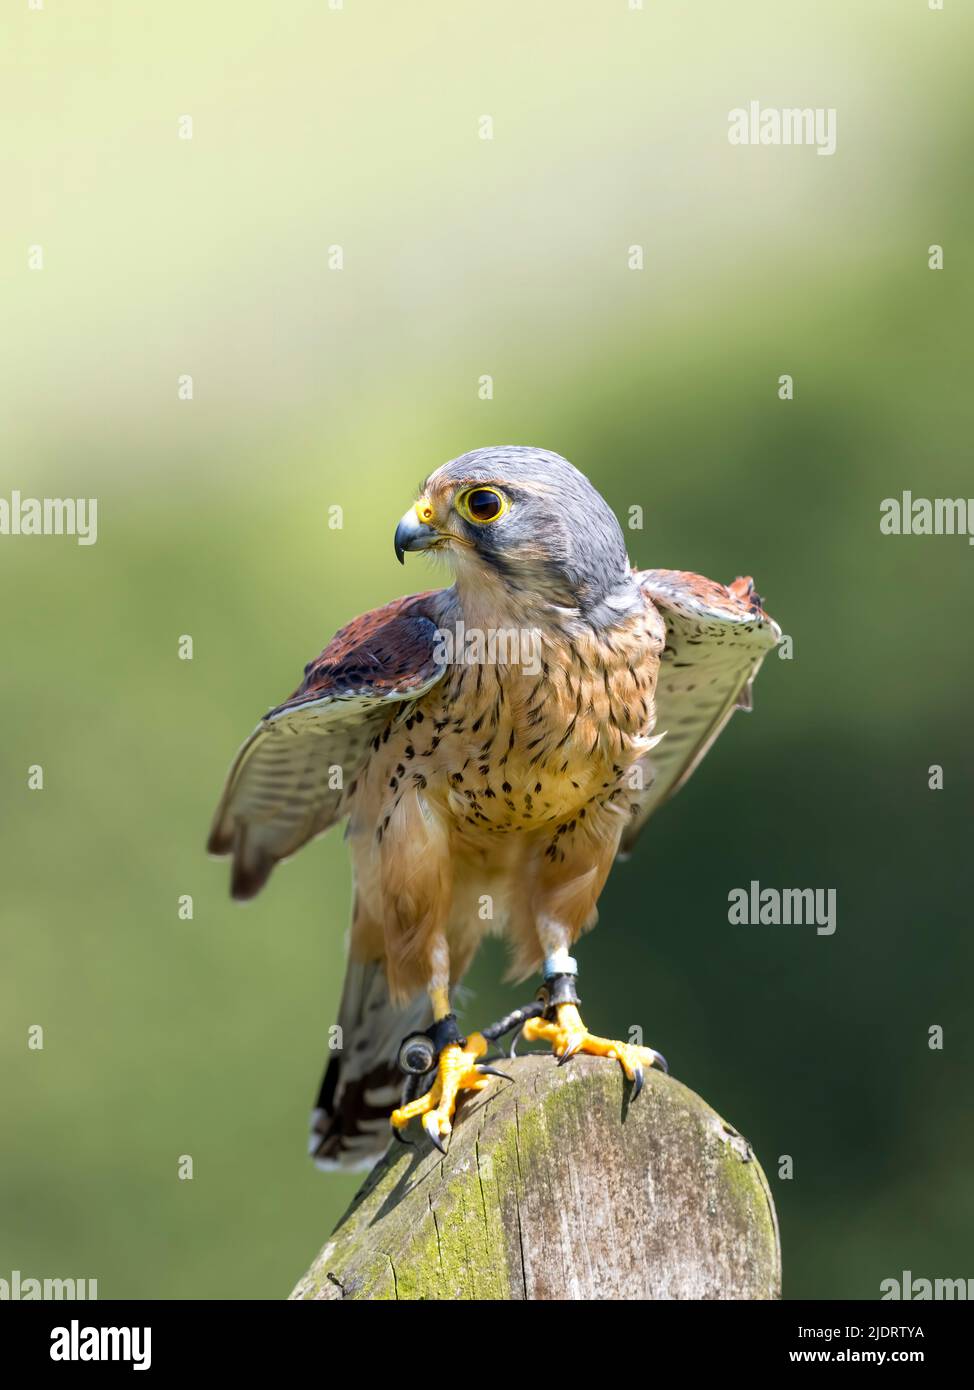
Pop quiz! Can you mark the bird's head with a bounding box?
[394,446,636,618]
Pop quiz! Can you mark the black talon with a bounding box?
[508,1027,523,1059]
[476,1063,512,1081]
[557,1038,583,1066]
[423,1115,448,1154]
[630,1063,645,1100]
[392,1125,413,1147]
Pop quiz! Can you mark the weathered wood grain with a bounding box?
[290,1054,781,1301]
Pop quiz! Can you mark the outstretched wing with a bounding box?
[619,570,781,858]
[207,592,446,899]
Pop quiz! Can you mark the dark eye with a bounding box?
[460,487,507,524]
[467,489,502,520]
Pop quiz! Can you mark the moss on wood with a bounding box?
[290,1054,780,1301]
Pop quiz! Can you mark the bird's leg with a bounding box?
[520,949,668,1098]
[389,985,496,1153]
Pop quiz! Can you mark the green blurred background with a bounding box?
[2,1,972,1299]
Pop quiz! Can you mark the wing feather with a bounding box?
[207,592,446,899]
[619,570,780,857]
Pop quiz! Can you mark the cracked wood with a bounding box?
[290,1055,781,1301]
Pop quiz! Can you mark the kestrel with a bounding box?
[208,447,780,1166]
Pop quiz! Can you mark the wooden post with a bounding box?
[290,1054,781,1300]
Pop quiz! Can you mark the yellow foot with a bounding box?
[390,1033,502,1153]
[521,1004,668,1098]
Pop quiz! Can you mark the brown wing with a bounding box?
[207,592,446,899]
[619,570,781,858]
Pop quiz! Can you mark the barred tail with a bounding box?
[309,958,431,1171]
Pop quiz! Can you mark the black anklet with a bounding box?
[539,972,581,1016]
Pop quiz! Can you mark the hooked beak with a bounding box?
[394,505,440,564]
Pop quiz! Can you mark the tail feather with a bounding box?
[309,958,431,1171]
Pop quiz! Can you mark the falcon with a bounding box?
[208,447,780,1166]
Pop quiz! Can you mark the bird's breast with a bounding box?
[376,606,664,839]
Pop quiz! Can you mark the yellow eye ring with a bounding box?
[456,486,509,525]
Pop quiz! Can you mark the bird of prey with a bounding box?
[208,447,780,1167]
